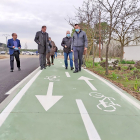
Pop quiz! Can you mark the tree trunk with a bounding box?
[120,45,124,61]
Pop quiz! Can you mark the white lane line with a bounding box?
[5,67,40,95]
[60,62,62,63]
[65,72,70,77]
[0,70,42,127]
[76,99,101,140]
[62,65,65,67]
[84,69,140,110]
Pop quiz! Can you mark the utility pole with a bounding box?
[3,34,10,52]
[99,9,101,59]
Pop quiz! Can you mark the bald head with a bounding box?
[66,31,71,38]
[12,33,17,40]
[66,31,70,34]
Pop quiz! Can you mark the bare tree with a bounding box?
[112,0,140,60]
[97,0,129,75]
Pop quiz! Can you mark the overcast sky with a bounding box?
[0,0,84,49]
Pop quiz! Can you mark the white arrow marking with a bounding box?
[36,82,63,111]
[78,76,97,91]
[76,99,101,140]
[65,72,70,77]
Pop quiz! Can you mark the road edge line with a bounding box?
[84,68,140,110]
[5,67,40,95]
[0,70,42,127]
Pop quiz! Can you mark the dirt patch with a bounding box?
[88,68,140,101]
[0,55,8,59]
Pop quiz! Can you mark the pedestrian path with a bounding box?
[0,59,140,140]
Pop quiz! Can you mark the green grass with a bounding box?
[86,59,140,93]
[119,60,135,64]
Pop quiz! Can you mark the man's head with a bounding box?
[12,33,17,40]
[74,24,81,33]
[74,24,80,29]
[42,26,47,33]
[66,31,71,37]
[49,37,51,41]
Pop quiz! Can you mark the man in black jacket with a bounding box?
[61,31,74,70]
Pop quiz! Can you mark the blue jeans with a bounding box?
[54,52,57,58]
[64,52,73,68]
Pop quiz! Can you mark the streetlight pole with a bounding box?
[2,34,10,52]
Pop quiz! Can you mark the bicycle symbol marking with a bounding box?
[44,76,60,81]
[89,92,121,112]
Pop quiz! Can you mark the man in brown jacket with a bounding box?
[47,37,56,65]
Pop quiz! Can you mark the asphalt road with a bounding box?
[0,57,39,103]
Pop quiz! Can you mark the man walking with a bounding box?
[72,24,88,73]
[7,33,21,72]
[61,31,74,70]
[46,39,52,67]
[49,37,56,65]
[34,26,49,70]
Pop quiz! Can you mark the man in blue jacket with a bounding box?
[7,33,21,72]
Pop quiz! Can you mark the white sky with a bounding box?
[0,0,84,49]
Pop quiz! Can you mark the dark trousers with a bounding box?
[73,46,84,71]
[39,52,46,68]
[51,55,54,64]
[10,51,20,70]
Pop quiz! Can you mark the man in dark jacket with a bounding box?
[7,33,21,72]
[72,24,88,73]
[34,25,49,70]
[61,31,74,70]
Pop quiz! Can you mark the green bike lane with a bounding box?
[0,58,140,140]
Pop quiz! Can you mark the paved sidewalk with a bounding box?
[0,59,140,140]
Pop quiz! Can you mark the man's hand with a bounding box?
[13,46,15,48]
[18,47,20,49]
[71,50,73,52]
[84,47,87,51]
[65,45,67,48]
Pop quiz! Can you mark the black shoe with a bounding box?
[44,67,46,69]
[40,67,43,70]
[10,69,13,72]
[18,68,21,71]
[65,67,67,69]
[73,70,78,73]
[79,69,81,72]
[71,67,74,70]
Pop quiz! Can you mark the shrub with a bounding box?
[133,69,140,79]
[119,60,135,64]
[112,72,118,79]
[134,61,140,69]
[100,61,106,68]
[127,65,134,70]
[121,66,128,71]
[112,60,119,69]
[94,62,99,67]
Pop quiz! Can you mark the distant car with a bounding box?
[0,51,6,54]
[25,52,30,55]
[22,51,26,55]
[7,52,10,55]
[29,52,35,55]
